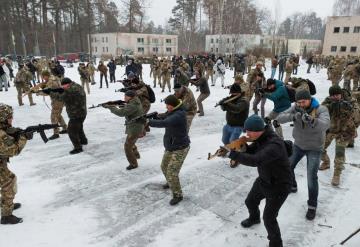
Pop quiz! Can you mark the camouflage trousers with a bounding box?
[331,76,341,86]
[124,134,140,167]
[344,78,359,91]
[81,77,90,94]
[253,94,267,119]
[284,72,292,84]
[153,71,162,87]
[321,133,349,176]
[51,100,67,135]
[161,75,171,91]
[186,114,195,133]
[15,83,34,106]
[0,160,17,217]
[161,146,190,197]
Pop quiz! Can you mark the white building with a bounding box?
[287,39,322,55]
[89,32,178,57]
[322,16,360,56]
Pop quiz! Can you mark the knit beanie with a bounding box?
[295,89,311,101]
[244,114,265,132]
[329,85,342,96]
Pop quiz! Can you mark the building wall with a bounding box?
[288,39,322,55]
[322,16,360,56]
[89,33,178,57]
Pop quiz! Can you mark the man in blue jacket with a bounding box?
[107,59,117,83]
[149,95,190,205]
[261,79,291,138]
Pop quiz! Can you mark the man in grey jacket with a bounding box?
[276,90,330,221]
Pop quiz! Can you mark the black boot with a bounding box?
[81,139,88,145]
[162,183,170,189]
[13,203,21,210]
[1,215,23,224]
[169,196,183,205]
[306,208,316,220]
[49,134,60,140]
[126,164,138,170]
[59,129,68,134]
[241,217,261,228]
[347,143,354,148]
[69,148,83,155]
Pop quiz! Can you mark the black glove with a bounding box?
[120,88,128,93]
[273,120,280,128]
[264,117,271,125]
[52,88,65,93]
[24,132,33,140]
[302,113,314,124]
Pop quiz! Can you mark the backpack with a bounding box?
[306,79,317,95]
[285,86,296,103]
[146,85,156,103]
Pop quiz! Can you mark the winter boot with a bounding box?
[1,215,23,224]
[126,164,138,170]
[347,142,354,148]
[319,162,330,171]
[241,217,261,228]
[59,129,68,134]
[162,183,170,189]
[306,208,316,220]
[331,175,340,186]
[49,134,60,140]
[169,195,183,206]
[69,148,83,155]
[13,203,21,210]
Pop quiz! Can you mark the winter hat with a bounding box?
[230,84,242,94]
[266,78,276,86]
[61,77,72,85]
[295,89,311,101]
[234,74,244,82]
[329,85,342,96]
[125,90,136,97]
[164,95,180,107]
[244,114,265,132]
[173,83,182,91]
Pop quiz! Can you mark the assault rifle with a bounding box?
[89,100,126,109]
[125,112,159,125]
[6,124,60,143]
[23,87,64,97]
[214,94,241,107]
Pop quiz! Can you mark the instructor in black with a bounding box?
[219,114,292,247]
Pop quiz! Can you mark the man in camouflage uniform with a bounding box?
[284,58,294,84]
[78,63,90,94]
[288,77,310,92]
[0,104,31,224]
[14,64,36,106]
[152,58,162,88]
[161,59,172,93]
[232,74,251,103]
[39,70,68,140]
[87,62,96,85]
[130,76,151,114]
[350,59,360,91]
[205,58,214,84]
[247,62,266,117]
[174,68,190,87]
[174,84,197,133]
[103,90,145,170]
[328,58,343,86]
[320,86,360,186]
[44,78,87,154]
[149,95,190,205]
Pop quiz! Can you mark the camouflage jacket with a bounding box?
[289,78,310,92]
[87,64,96,74]
[285,61,293,73]
[15,68,32,85]
[108,97,144,136]
[51,82,87,119]
[246,68,263,85]
[177,87,197,116]
[0,124,27,162]
[240,82,252,102]
[78,66,89,79]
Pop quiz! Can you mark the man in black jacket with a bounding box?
[219,114,292,247]
[149,95,190,205]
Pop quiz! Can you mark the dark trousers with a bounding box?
[100,74,108,88]
[68,117,87,149]
[110,72,116,83]
[245,178,288,247]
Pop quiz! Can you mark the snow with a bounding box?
[0,60,359,247]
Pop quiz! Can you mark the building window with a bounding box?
[166,39,171,44]
[331,46,337,52]
[95,47,97,52]
[350,46,357,53]
[211,48,214,52]
[102,37,104,42]
[354,26,360,33]
[232,38,236,43]
[152,38,158,43]
[340,46,346,52]
[138,47,144,53]
[334,27,340,33]
[166,47,172,52]
[216,47,218,52]
[106,47,108,52]
[227,38,230,44]
[211,38,214,44]
[102,47,105,52]
[152,47,159,53]
[137,38,144,43]
[343,27,350,33]
[216,39,219,43]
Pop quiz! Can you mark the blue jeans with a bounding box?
[278,70,284,81]
[222,124,242,145]
[271,68,276,79]
[290,144,321,208]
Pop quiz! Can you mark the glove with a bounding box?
[24,132,33,140]
[217,146,230,157]
[302,113,314,124]
[264,117,271,125]
[52,88,65,93]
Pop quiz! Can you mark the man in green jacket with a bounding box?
[103,90,145,170]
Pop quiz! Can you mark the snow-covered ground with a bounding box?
[0,60,359,247]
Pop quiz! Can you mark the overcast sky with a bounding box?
[144,0,335,26]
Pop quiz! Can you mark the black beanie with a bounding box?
[164,95,180,107]
[266,78,276,86]
[125,90,136,97]
[295,90,311,101]
[61,77,72,85]
[230,84,242,94]
[329,85,342,96]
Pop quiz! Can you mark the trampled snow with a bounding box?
[0,60,359,247]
